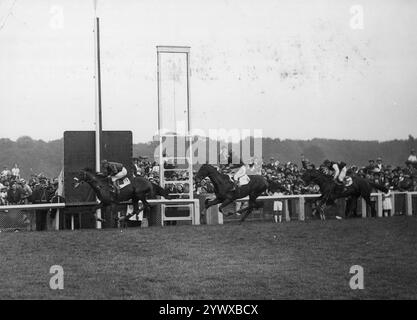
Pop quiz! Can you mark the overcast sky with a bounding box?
[1,0,416,143]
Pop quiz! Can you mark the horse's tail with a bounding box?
[151,183,172,199]
[369,181,389,194]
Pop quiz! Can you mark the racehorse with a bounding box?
[73,168,171,227]
[194,164,269,222]
[301,169,388,219]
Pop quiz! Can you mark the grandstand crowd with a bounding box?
[0,164,59,205]
[133,149,417,196]
[1,149,416,205]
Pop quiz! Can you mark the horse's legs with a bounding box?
[240,194,259,222]
[204,197,222,210]
[141,198,151,222]
[93,203,106,223]
[318,200,326,220]
[218,198,234,215]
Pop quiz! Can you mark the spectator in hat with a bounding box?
[366,160,376,174]
[1,166,11,179]
[19,179,32,204]
[0,187,8,205]
[132,158,141,176]
[7,181,23,204]
[375,157,384,173]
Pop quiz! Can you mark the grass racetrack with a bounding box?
[1,216,416,299]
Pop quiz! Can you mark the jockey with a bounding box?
[232,159,252,190]
[101,160,127,194]
[322,159,347,185]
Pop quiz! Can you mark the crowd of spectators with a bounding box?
[132,156,191,197]
[133,149,417,196]
[0,164,59,205]
[2,149,416,205]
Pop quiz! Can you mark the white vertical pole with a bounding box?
[285,200,290,221]
[377,194,383,218]
[93,1,102,229]
[406,193,413,216]
[298,197,305,221]
[361,198,367,218]
[217,205,223,224]
[55,209,60,230]
[71,214,75,231]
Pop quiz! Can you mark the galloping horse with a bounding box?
[194,164,269,222]
[301,169,388,219]
[73,169,171,226]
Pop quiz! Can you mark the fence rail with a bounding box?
[1,192,416,230]
[0,198,200,231]
[207,191,417,224]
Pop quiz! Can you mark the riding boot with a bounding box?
[231,180,239,192]
[111,180,119,197]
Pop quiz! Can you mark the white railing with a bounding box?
[0,198,200,230]
[208,191,417,224]
[1,192,416,229]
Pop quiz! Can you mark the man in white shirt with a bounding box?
[407,149,417,163]
[11,163,20,179]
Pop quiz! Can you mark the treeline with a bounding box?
[1,135,416,179]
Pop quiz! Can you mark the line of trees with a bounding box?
[1,135,416,180]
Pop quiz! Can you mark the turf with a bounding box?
[0,216,416,299]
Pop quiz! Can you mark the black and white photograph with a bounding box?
[1,0,416,304]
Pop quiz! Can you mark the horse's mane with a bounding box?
[219,171,232,180]
[82,167,94,172]
[305,169,333,182]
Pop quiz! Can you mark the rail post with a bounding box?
[377,194,383,218]
[361,198,367,218]
[298,197,305,221]
[406,193,413,216]
[54,209,60,230]
[284,199,290,222]
[193,199,200,225]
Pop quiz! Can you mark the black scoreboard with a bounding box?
[64,131,133,204]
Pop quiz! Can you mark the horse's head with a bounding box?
[301,169,319,185]
[195,164,214,184]
[73,168,97,189]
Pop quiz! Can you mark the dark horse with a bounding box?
[301,169,388,219]
[194,164,269,222]
[73,169,171,226]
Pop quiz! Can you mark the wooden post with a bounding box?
[193,200,200,225]
[377,194,383,218]
[284,199,290,222]
[71,214,75,231]
[217,204,223,224]
[406,193,413,216]
[54,209,60,230]
[298,197,305,221]
[361,198,367,218]
[391,192,396,216]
